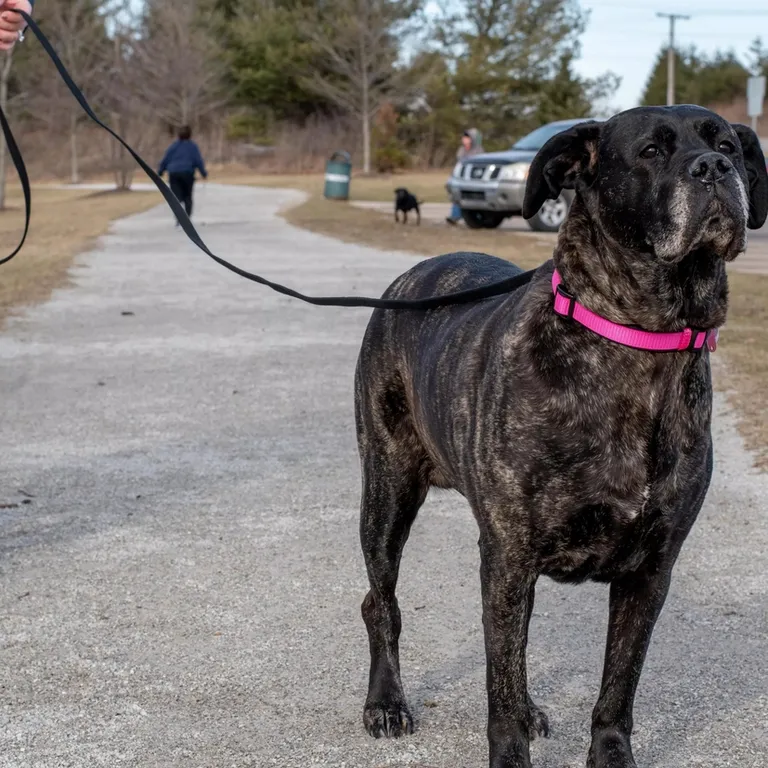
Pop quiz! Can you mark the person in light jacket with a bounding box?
[158,126,208,220]
[446,128,484,226]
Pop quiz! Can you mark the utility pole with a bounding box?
[656,12,690,106]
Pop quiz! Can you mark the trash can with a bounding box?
[324,151,352,200]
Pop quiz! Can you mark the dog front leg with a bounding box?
[479,531,537,768]
[588,565,674,768]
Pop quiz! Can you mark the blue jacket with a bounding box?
[158,140,207,178]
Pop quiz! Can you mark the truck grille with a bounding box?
[469,165,486,180]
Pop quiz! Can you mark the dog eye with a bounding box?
[718,140,735,154]
[639,145,660,159]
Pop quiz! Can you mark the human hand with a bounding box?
[0,0,32,52]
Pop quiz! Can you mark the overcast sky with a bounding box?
[576,0,768,111]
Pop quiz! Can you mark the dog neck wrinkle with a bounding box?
[554,209,727,332]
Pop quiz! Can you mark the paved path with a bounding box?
[353,200,768,274]
[1,185,766,768]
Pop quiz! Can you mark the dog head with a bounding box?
[394,187,409,201]
[523,106,768,264]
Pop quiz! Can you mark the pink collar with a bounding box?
[552,270,719,353]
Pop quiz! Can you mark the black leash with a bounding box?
[0,65,30,267]
[0,9,538,309]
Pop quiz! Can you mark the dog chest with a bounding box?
[477,350,714,583]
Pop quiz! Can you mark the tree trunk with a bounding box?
[362,109,371,175]
[115,112,134,191]
[426,114,436,169]
[110,112,120,189]
[358,3,371,175]
[0,50,14,211]
[216,121,224,164]
[70,112,80,185]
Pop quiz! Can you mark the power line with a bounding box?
[657,12,691,106]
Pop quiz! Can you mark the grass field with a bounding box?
[214,167,452,204]
[283,194,550,267]
[716,272,768,466]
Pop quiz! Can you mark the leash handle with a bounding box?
[0,9,537,309]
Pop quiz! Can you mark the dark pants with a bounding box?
[169,171,195,217]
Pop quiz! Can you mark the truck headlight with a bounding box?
[452,162,463,178]
[498,163,530,182]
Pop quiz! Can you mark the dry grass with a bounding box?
[283,194,551,268]
[716,272,768,467]
[0,185,159,326]
[214,167,452,204]
[77,163,454,203]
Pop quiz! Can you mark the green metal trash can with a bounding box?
[324,151,352,200]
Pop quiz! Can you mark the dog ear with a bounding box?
[732,123,768,230]
[522,121,602,220]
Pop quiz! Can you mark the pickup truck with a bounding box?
[446,118,600,232]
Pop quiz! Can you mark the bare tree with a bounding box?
[0,49,14,210]
[102,27,165,190]
[131,0,226,128]
[301,0,423,174]
[21,0,121,184]
[95,0,225,189]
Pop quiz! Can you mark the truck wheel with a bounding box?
[526,192,571,232]
[461,210,505,229]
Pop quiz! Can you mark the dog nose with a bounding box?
[688,152,733,183]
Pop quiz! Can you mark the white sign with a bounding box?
[747,75,766,118]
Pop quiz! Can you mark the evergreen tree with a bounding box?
[435,0,618,147]
[641,45,749,108]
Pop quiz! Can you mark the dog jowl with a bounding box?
[354,106,768,768]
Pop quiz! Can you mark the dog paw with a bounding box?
[587,728,637,768]
[363,699,414,738]
[528,699,550,740]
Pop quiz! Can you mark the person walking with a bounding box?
[158,126,208,220]
[446,128,484,226]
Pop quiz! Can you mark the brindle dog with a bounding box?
[353,105,768,768]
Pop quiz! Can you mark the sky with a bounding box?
[575,0,768,111]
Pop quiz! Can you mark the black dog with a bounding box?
[394,187,421,225]
[354,106,768,768]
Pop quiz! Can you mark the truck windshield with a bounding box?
[512,122,580,151]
